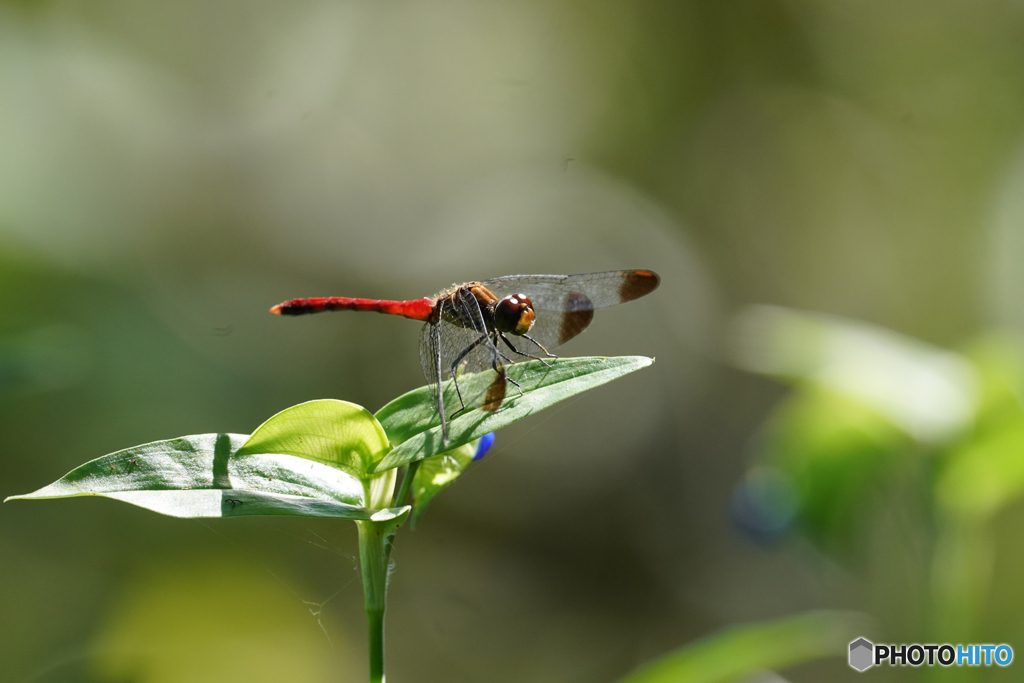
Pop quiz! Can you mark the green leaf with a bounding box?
[731,305,976,444]
[238,399,392,480]
[616,610,867,683]
[5,432,407,520]
[374,356,653,472]
[757,387,908,555]
[409,439,479,527]
[936,424,1024,518]
[962,335,1024,436]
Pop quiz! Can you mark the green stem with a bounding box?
[366,608,385,683]
[393,460,420,509]
[358,520,393,683]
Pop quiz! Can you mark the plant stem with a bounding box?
[394,460,420,508]
[358,519,393,683]
[366,608,385,683]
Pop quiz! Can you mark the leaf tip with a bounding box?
[369,505,411,522]
[3,492,38,503]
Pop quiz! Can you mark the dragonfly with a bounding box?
[271,269,660,444]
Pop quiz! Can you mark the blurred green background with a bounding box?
[4,0,1024,681]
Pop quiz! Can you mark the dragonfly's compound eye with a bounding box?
[493,293,535,335]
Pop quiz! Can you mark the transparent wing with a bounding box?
[418,320,444,430]
[481,270,658,310]
[418,298,508,440]
[480,270,659,349]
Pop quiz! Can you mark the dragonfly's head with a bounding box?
[493,293,535,335]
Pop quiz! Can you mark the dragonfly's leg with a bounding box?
[493,338,516,365]
[522,333,558,358]
[449,376,469,420]
[450,334,488,371]
[449,333,489,420]
[499,332,553,367]
[503,370,523,398]
[490,333,523,397]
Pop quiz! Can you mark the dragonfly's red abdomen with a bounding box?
[270,297,435,321]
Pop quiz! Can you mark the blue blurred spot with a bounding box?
[473,432,495,461]
[730,467,798,544]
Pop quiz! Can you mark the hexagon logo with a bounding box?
[849,637,874,672]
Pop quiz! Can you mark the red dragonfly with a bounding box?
[271,270,660,443]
